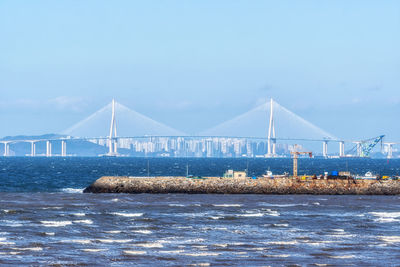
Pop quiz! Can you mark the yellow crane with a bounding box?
[290,147,312,178]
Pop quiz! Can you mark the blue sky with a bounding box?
[0,0,399,140]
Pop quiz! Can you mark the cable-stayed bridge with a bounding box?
[0,99,394,158]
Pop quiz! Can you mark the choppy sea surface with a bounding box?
[0,157,399,266]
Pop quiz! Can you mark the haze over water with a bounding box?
[0,158,400,265]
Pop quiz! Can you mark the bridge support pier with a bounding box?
[30,141,36,157]
[339,141,345,157]
[61,140,67,157]
[3,142,10,157]
[46,141,52,157]
[322,141,328,158]
[386,143,394,159]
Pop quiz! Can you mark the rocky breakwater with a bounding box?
[83,176,400,195]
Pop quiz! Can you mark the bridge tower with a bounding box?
[107,99,118,156]
[267,98,276,157]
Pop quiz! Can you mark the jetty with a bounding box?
[84,176,400,195]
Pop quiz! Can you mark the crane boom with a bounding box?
[360,135,384,157]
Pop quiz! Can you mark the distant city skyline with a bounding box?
[0,1,399,141]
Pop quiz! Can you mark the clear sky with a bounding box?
[0,0,399,140]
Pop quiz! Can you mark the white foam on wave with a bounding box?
[180,238,205,244]
[63,239,92,244]
[238,213,264,217]
[97,239,132,243]
[328,255,355,259]
[213,204,242,207]
[370,212,400,223]
[60,188,84,194]
[73,219,93,225]
[104,230,121,234]
[111,212,143,217]
[159,250,185,254]
[175,226,193,229]
[123,250,147,255]
[189,263,210,267]
[12,247,43,251]
[132,230,152,234]
[264,254,290,258]
[192,245,208,249]
[41,221,72,227]
[169,204,185,207]
[264,241,298,245]
[213,243,228,248]
[0,251,20,255]
[0,241,15,245]
[1,220,23,227]
[272,223,289,227]
[72,213,86,217]
[259,203,306,207]
[184,252,220,257]
[303,240,340,246]
[81,248,107,252]
[134,242,164,248]
[379,236,400,243]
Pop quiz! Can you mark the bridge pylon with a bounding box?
[266,98,277,157]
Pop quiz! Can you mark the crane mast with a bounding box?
[290,146,312,178]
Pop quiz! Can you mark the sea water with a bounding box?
[0,157,399,266]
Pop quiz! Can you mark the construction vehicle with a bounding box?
[290,146,312,178]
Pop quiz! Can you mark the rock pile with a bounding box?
[83,176,400,195]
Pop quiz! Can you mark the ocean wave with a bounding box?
[104,230,121,234]
[132,230,152,234]
[73,219,93,224]
[12,247,43,251]
[81,248,107,252]
[72,213,86,217]
[212,204,242,207]
[370,212,400,223]
[238,213,264,217]
[123,250,147,255]
[111,212,143,217]
[378,236,400,243]
[328,255,355,259]
[259,203,307,207]
[1,220,24,227]
[97,239,132,243]
[60,188,84,193]
[0,241,15,245]
[135,242,164,248]
[41,221,72,227]
[63,239,92,244]
[184,252,220,257]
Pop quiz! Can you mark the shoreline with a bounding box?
[84,176,400,195]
